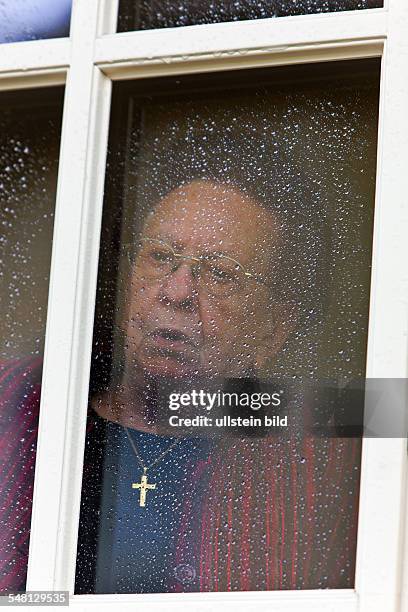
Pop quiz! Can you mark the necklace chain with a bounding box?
[125,426,184,472]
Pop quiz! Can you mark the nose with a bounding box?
[158,261,198,310]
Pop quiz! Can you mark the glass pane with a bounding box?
[118,0,383,32]
[0,0,72,43]
[0,88,63,592]
[75,60,379,594]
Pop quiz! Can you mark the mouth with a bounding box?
[148,328,198,349]
[142,328,200,371]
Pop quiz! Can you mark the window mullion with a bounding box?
[0,38,69,91]
[26,0,110,592]
[98,0,120,36]
[95,9,386,81]
[355,0,408,610]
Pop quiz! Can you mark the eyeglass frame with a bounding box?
[122,236,272,292]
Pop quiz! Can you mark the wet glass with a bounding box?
[0,0,72,43]
[0,88,64,592]
[118,0,383,32]
[75,60,380,594]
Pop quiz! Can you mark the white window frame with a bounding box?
[1,1,407,611]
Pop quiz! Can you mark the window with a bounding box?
[74,63,378,594]
[1,1,408,611]
[0,87,63,593]
[0,1,72,43]
[117,0,383,31]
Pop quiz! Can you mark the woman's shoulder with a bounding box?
[0,354,43,425]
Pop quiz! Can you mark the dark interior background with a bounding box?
[89,59,380,395]
[0,87,64,361]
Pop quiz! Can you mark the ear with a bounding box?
[254,301,298,372]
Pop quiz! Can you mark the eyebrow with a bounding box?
[146,236,236,260]
[147,235,185,250]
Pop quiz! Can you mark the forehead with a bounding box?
[143,180,280,261]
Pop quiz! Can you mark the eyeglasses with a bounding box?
[124,237,271,297]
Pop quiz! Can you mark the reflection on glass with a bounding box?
[75,62,379,594]
[0,0,72,43]
[118,0,383,32]
[0,88,63,592]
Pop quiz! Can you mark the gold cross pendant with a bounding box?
[132,468,157,507]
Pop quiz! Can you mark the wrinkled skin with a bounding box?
[123,179,289,383]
